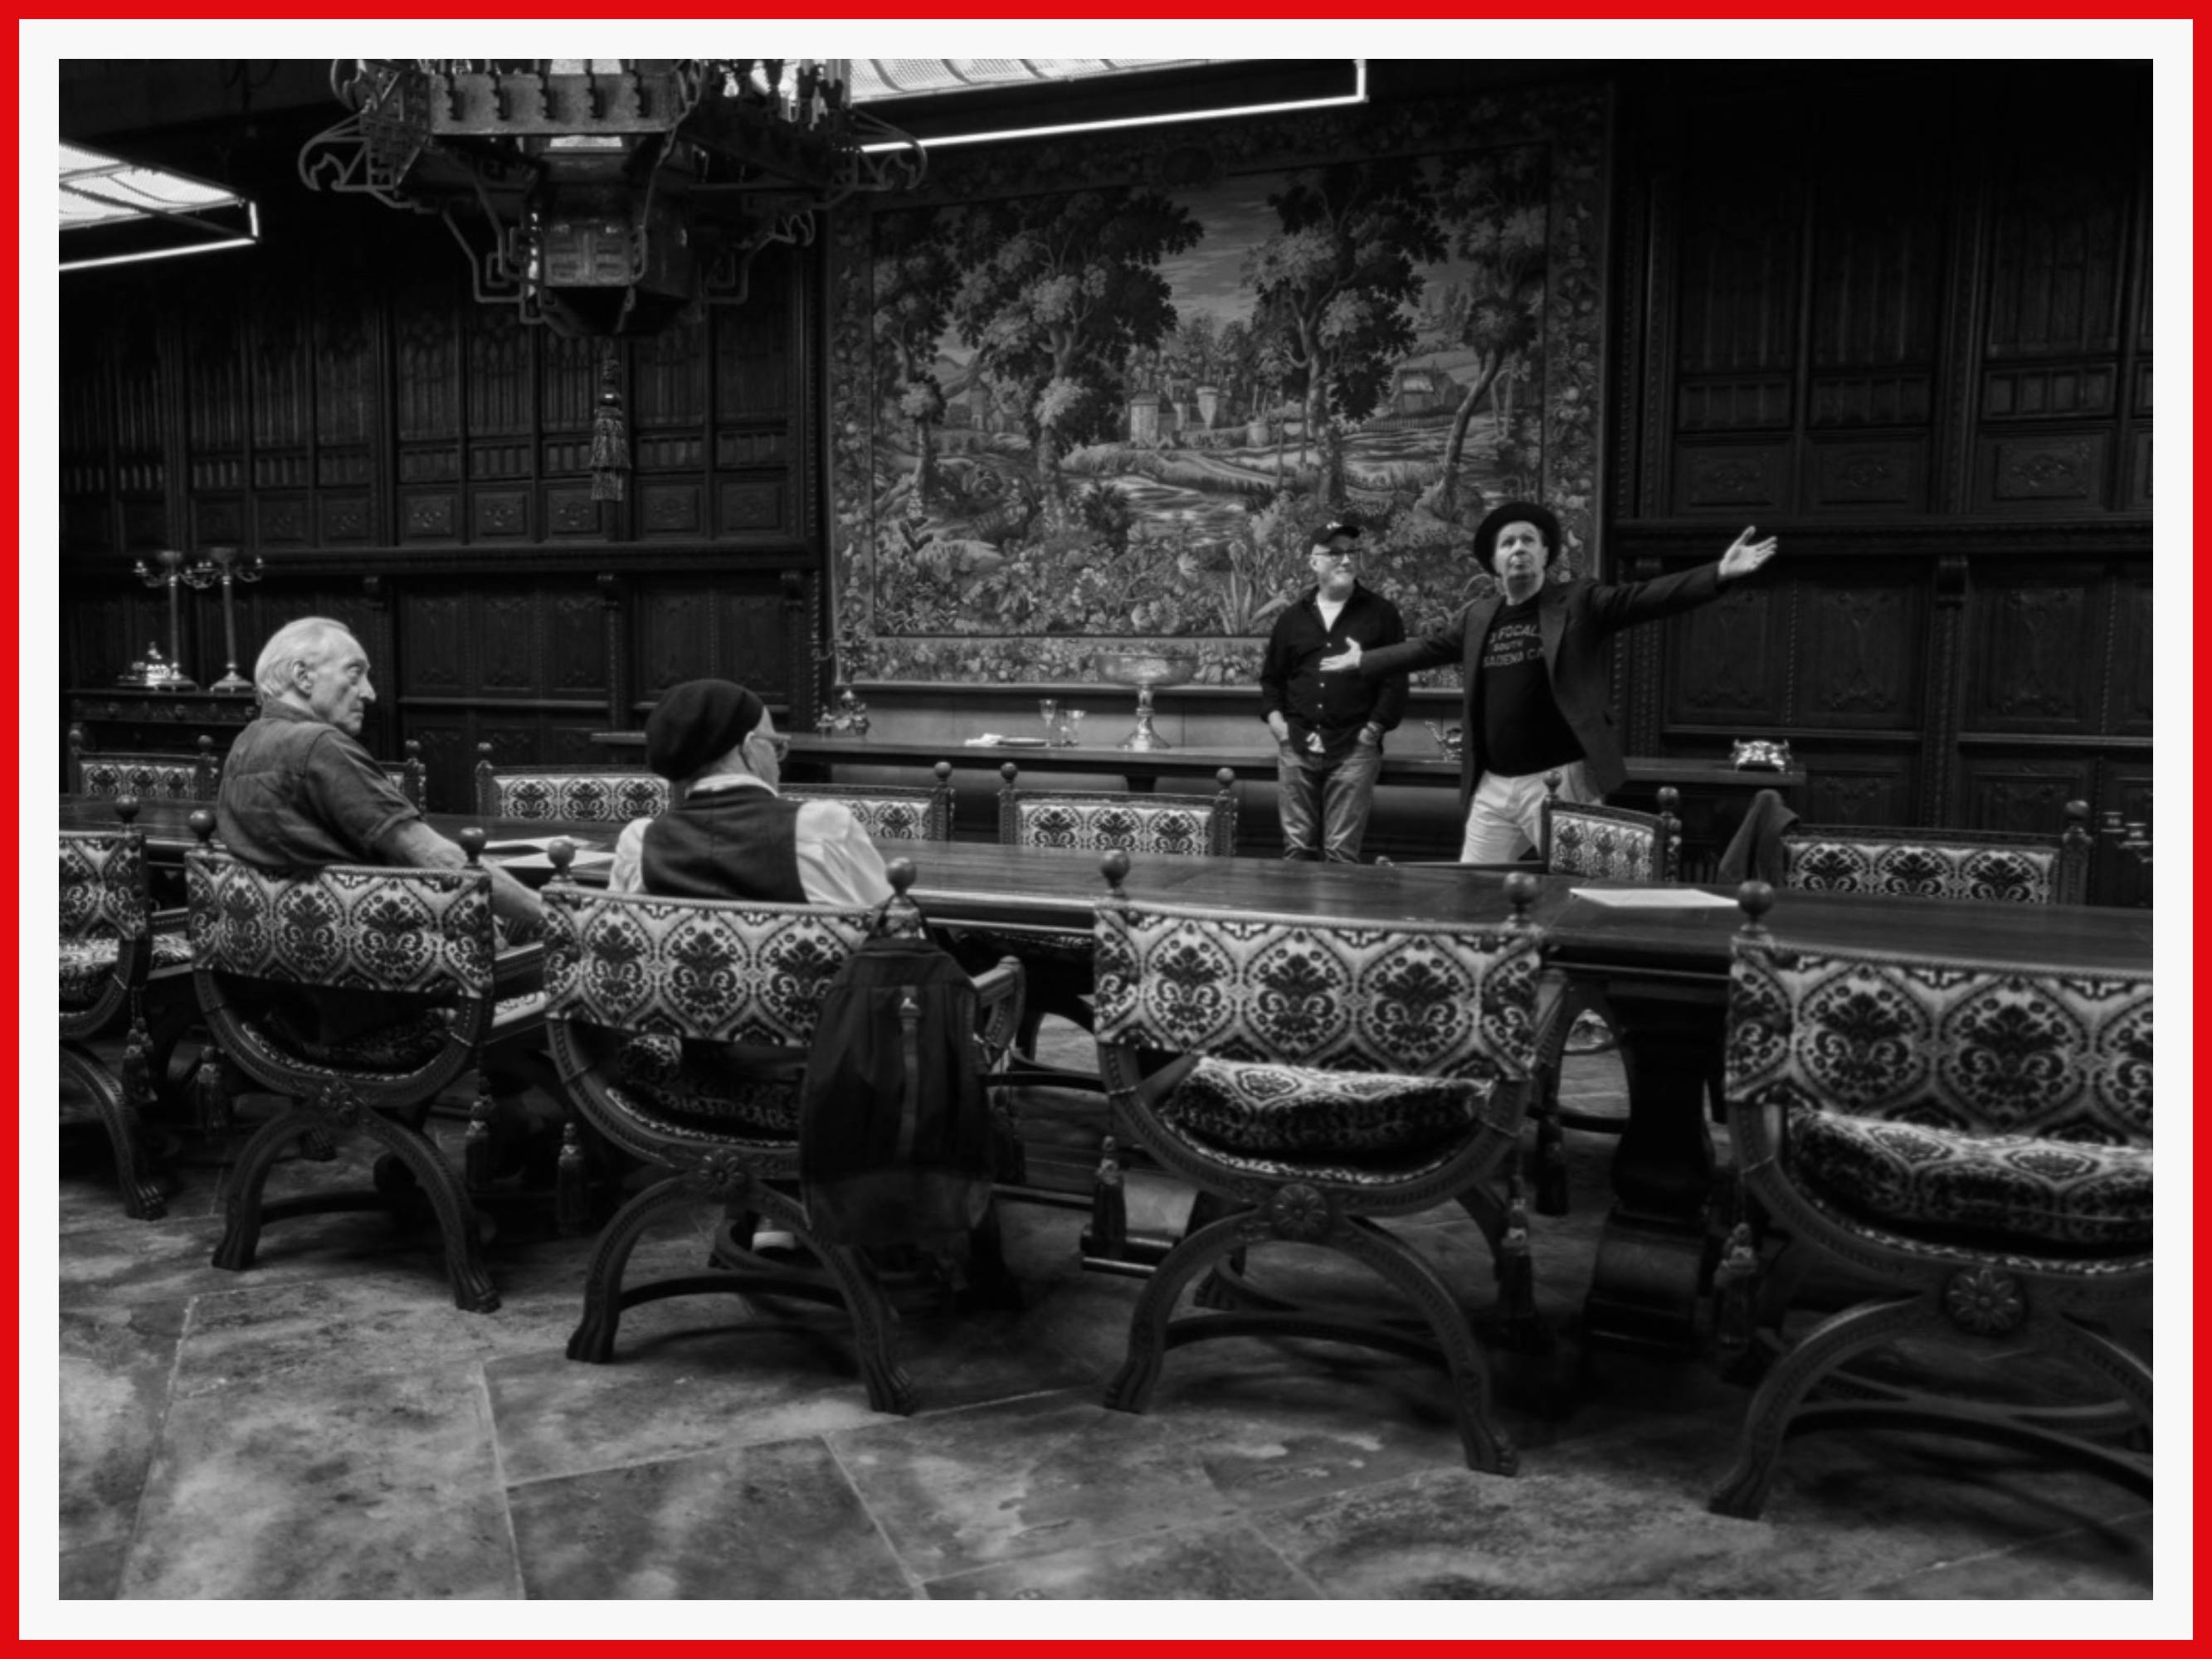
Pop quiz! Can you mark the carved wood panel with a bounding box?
[1956,757,2093,836]
[478,591,538,692]
[399,590,469,695]
[467,309,532,437]
[1795,577,1923,729]
[1961,567,2102,732]
[1664,583,1781,727]
[548,589,608,696]
[2107,572,2151,737]
[1800,754,1915,827]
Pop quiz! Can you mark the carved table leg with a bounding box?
[1581,975,1722,1357]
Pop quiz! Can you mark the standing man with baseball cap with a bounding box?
[1257,518,1409,862]
[1323,502,1777,863]
[609,678,893,907]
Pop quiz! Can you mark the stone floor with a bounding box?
[50,1028,2154,1612]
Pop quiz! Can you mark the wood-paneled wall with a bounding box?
[1606,61,2151,904]
[59,179,825,813]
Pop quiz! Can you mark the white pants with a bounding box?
[1459,761,1597,864]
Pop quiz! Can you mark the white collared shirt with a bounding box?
[608,771,894,908]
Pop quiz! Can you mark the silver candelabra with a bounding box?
[124,549,199,689]
[184,546,265,694]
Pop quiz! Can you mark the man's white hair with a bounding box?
[254,616,358,701]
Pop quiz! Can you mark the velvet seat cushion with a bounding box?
[58,932,192,1008]
[1156,1055,1499,1185]
[1787,1107,2152,1253]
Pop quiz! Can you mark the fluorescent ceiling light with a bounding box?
[61,141,259,270]
[859,59,1366,152]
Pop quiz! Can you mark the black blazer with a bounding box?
[1361,562,1727,808]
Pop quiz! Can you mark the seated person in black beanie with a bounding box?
[610,679,894,1258]
[609,678,892,907]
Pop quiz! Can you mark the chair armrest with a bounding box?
[971,957,1026,1059]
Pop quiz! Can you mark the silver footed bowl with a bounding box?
[1094,650,1199,688]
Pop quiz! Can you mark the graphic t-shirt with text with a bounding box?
[1479,596,1584,778]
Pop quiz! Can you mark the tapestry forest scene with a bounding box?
[829,90,1607,684]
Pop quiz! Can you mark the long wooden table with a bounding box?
[67,795,2151,1355]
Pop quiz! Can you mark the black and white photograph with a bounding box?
[32,26,2183,1633]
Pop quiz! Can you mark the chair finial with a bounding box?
[1544,771,1562,800]
[1101,849,1130,897]
[883,857,923,936]
[112,794,141,826]
[1502,869,1537,927]
[1000,761,1019,788]
[548,839,574,883]
[188,808,217,845]
[406,737,423,761]
[458,827,486,867]
[933,760,953,786]
[1214,766,1235,791]
[1736,879,1774,934]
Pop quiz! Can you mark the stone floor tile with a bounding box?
[831,1388,1240,1579]
[59,1542,129,1600]
[508,1437,915,1598]
[119,1362,518,1598]
[59,1301,187,1554]
[1846,1510,2152,1598]
[923,1516,1319,1599]
[1247,1414,2152,1598]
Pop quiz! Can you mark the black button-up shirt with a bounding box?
[1258,581,1409,759]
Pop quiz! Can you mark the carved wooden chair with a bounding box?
[69,726,217,801]
[382,737,428,809]
[1779,805,2092,905]
[983,760,1240,1054]
[538,855,1023,1414]
[1708,882,2151,1518]
[61,799,197,1218]
[784,760,956,842]
[1090,859,1548,1472]
[475,742,673,822]
[183,814,557,1312]
[1521,776,1682,1214]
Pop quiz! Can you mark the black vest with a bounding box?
[638,788,807,903]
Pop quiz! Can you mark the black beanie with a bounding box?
[645,679,767,781]
[1472,500,1562,572]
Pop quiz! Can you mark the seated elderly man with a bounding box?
[609,678,892,906]
[611,679,895,1258]
[218,615,554,1168]
[222,615,544,931]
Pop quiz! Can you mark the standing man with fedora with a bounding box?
[1323,503,1778,863]
[1258,518,1408,862]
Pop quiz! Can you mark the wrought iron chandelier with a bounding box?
[297,59,925,338]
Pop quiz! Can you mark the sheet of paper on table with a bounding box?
[1567,886,1740,910]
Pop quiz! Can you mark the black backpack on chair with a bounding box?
[797,896,996,1251]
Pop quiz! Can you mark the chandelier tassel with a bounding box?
[589,341,628,502]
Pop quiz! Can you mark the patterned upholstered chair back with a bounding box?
[999,764,1238,859]
[1094,900,1541,1085]
[1707,889,2153,1518]
[69,726,217,802]
[543,885,873,1048]
[786,761,955,843]
[1540,778,1678,883]
[1780,815,2090,905]
[1727,937,2151,1156]
[61,824,158,1029]
[475,744,672,822]
[186,848,497,1001]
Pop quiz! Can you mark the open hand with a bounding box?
[1319,640,1362,671]
[1718,526,1779,581]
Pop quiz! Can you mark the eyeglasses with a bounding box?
[752,730,792,759]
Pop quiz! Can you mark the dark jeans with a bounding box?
[1275,738,1383,862]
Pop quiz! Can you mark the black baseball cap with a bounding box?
[1316,519,1361,543]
